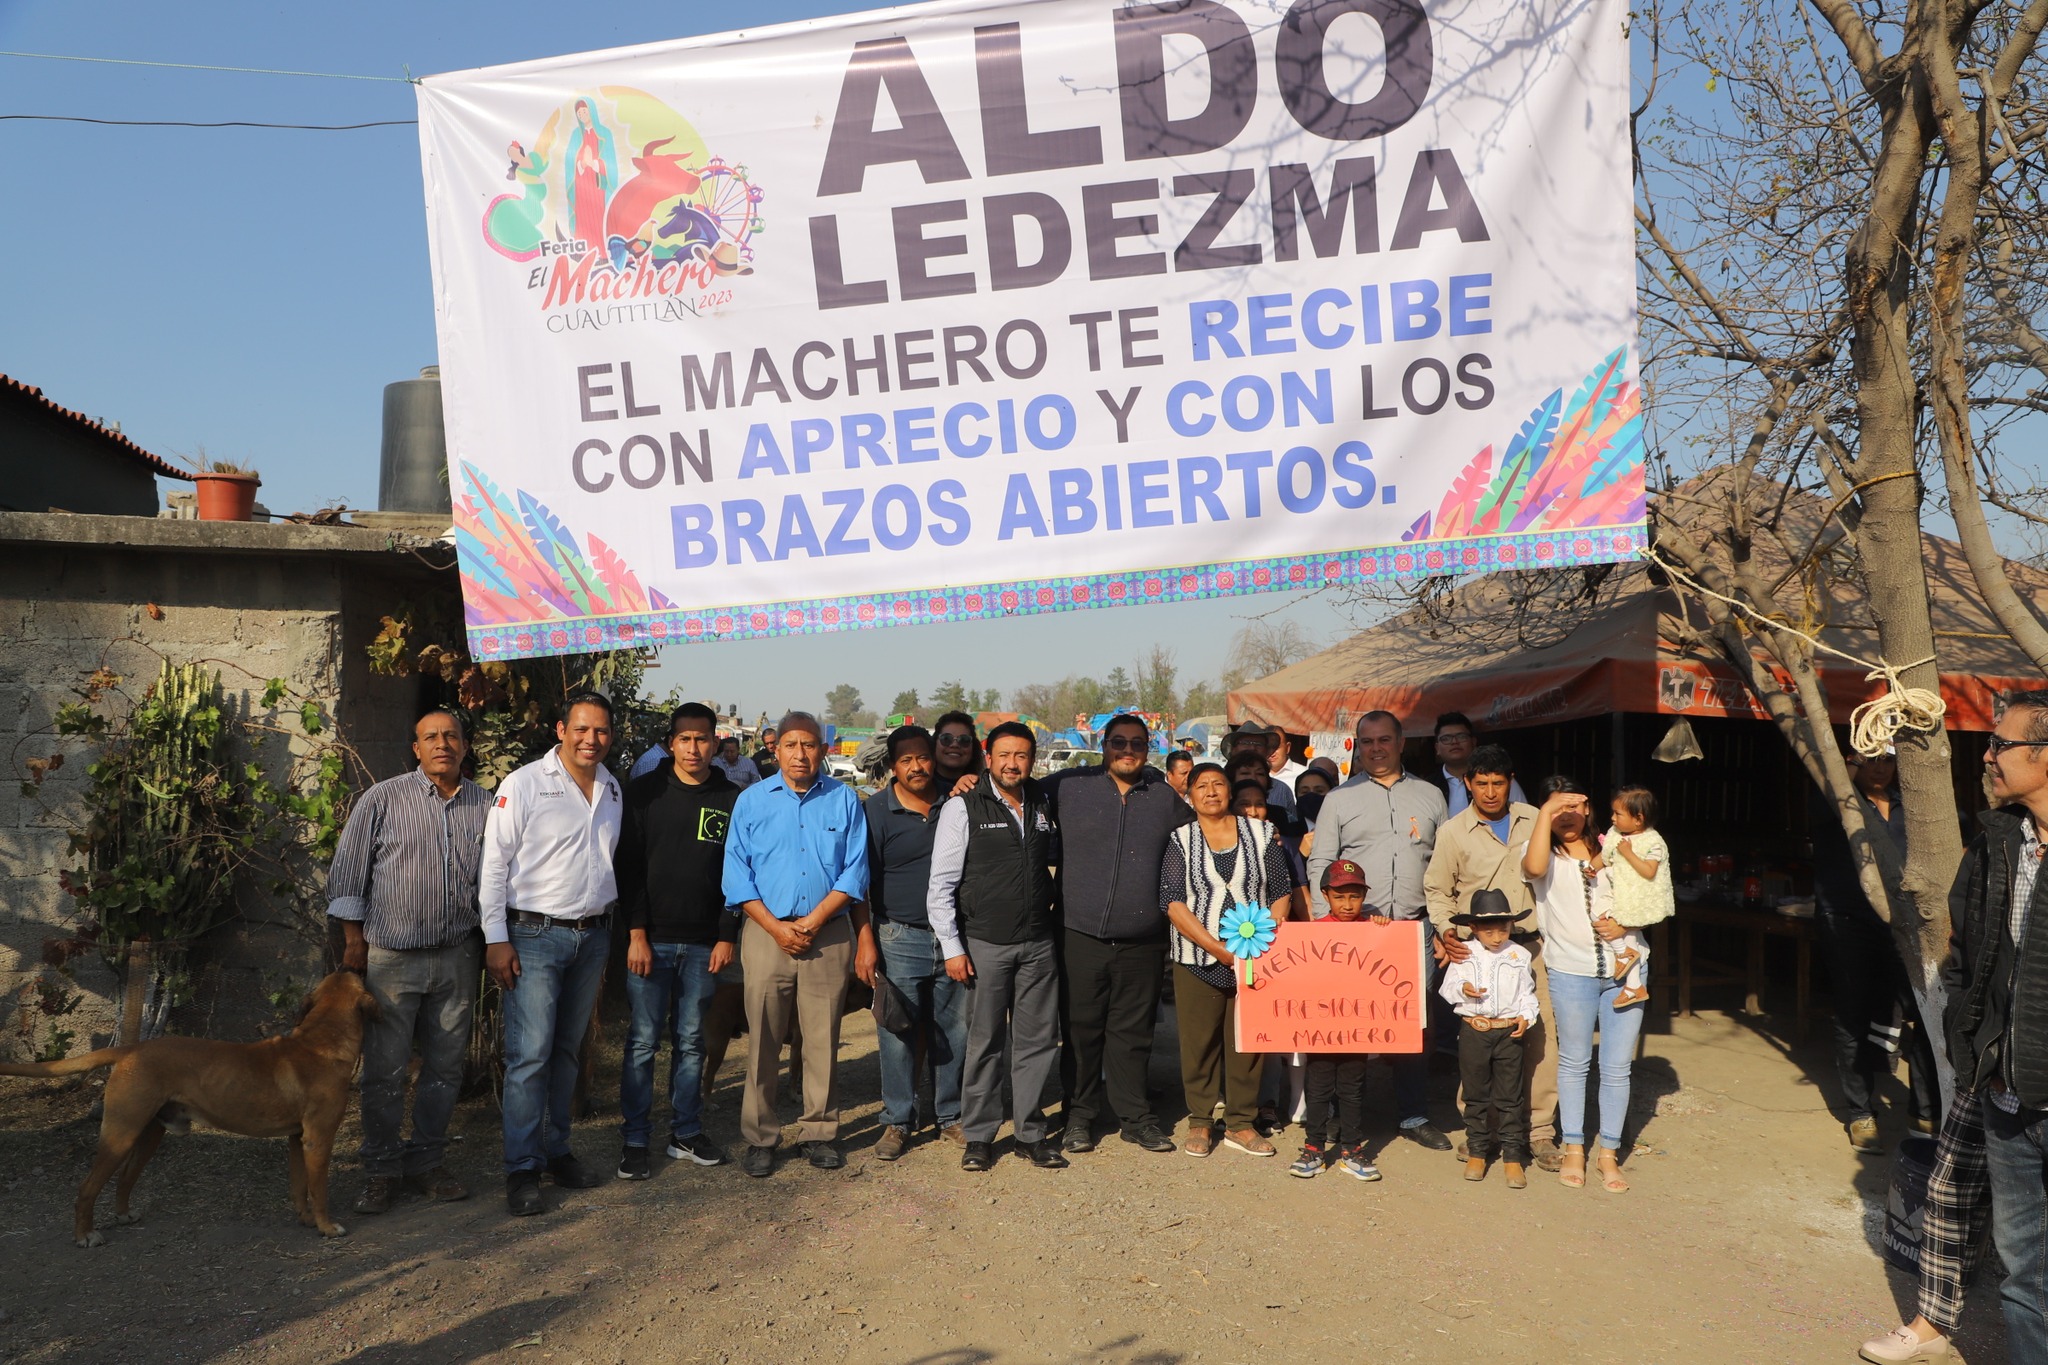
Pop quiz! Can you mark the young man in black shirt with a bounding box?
[613,701,740,1178]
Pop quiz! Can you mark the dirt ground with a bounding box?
[0,1003,2011,1365]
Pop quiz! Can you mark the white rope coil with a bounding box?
[1847,659,1947,758]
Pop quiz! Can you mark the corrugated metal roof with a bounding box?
[0,374,195,481]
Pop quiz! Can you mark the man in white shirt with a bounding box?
[481,691,624,1216]
[715,735,761,788]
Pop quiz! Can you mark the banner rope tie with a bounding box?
[1643,546,1946,756]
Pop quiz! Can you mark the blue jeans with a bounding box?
[500,919,610,1175]
[875,922,967,1131]
[619,941,717,1149]
[1548,967,1643,1150]
[1982,1095,2048,1363]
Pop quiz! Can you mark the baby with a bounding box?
[1598,785,1671,1008]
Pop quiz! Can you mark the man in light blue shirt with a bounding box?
[723,711,874,1177]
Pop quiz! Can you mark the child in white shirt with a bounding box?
[1599,785,1673,1008]
[1438,889,1540,1187]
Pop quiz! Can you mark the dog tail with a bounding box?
[0,1046,132,1077]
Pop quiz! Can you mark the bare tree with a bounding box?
[1636,0,2048,1097]
[1222,619,1318,690]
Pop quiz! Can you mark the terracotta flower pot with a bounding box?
[193,471,260,521]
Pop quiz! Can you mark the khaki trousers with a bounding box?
[739,915,852,1147]
[1453,935,1559,1145]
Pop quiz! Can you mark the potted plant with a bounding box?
[192,458,261,521]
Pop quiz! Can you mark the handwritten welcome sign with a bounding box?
[1235,921,1424,1053]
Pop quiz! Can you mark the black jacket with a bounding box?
[952,774,1057,945]
[1942,806,2048,1106]
[1042,763,1194,940]
[616,766,740,945]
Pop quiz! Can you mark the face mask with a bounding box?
[1297,791,1326,823]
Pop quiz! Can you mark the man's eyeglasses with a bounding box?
[1435,731,1473,744]
[1105,736,1149,752]
[1988,735,2048,756]
[936,733,977,747]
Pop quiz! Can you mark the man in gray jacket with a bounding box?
[1043,713,1194,1154]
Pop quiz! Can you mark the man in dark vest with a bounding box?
[927,721,1066,1172]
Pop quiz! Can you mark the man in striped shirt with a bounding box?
[326,708,491,1214]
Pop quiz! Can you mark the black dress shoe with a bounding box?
[1400,1122,1454,1152]
[1026,1139,1070,1170]
[1120,1124,1176,1153]
[740,1144,776,1178]
[547,1153,603,1189]
[506,1172,544,1216]
[961,1140,995,1171]
[1063,1128,1098,1154]
[802,1141,844,1170]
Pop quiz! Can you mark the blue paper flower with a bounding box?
[1218,902,1277,959]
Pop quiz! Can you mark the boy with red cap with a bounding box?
[1289,859,1385,1181]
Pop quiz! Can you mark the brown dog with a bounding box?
[0,969,378,1246]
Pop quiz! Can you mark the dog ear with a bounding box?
[356,980,382,1020]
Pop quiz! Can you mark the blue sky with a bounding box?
[0,0,1374,718]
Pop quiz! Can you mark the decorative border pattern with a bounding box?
[463,526,1647,660]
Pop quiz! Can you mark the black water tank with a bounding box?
[378,366,451,514]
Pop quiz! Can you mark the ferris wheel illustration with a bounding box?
[657,158,764,274]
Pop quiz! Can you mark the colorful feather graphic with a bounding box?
[1401,510,1433,542]
[1575,392,1646,499]
[518,491,611,616]
[1470,389,1560,534]
[1510,351,1628,531]
[587,534,650,612]
[456,464,580,617]
[1432,446,1493,541]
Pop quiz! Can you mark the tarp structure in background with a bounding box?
[418,0,1640,663]
[1231,484,2048,736]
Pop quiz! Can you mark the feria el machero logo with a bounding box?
[481,86,763,322]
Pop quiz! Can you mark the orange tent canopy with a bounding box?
[1231,519,2045,736]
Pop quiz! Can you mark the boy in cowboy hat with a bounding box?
[1439,889,1539,1187]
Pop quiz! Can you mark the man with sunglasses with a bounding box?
[1942,690,2048,1363]
[1043,713,1195,1154]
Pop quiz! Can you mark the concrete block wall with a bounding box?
[0,514,454,1054]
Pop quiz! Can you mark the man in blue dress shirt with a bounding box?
[723,710,875,1176]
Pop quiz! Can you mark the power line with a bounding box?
[0,49,416,83]
[0,114,415,130]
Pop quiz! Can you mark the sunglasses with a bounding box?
[936,733,976,747]
[1988,736,2048,756]
[1105,736,1149,752]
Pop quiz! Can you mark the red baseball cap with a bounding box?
[1321,859,1367,891]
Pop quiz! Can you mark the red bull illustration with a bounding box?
[481,86,762,304]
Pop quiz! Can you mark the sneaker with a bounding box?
[1858,1325,1956,1363]
[665,1133,727,1167]
[546,1153,603,1189]
[353,1176,397,1215]
[1221,1128,1276,1157]
[1335,1148,1381,1182]
[1849,1116,1882,1153]
[874,1126,911,1162]
[740,1144,776,1178]
[616,1146,652,1181]
[1399,1122,1454,1152]
[1288,1146,1325,1179]
[401,1166,469,1202]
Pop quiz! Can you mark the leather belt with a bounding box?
[1463,1015,1524,1032]
[510,910,611,932]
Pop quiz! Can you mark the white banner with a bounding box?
[418,0,1641,661]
